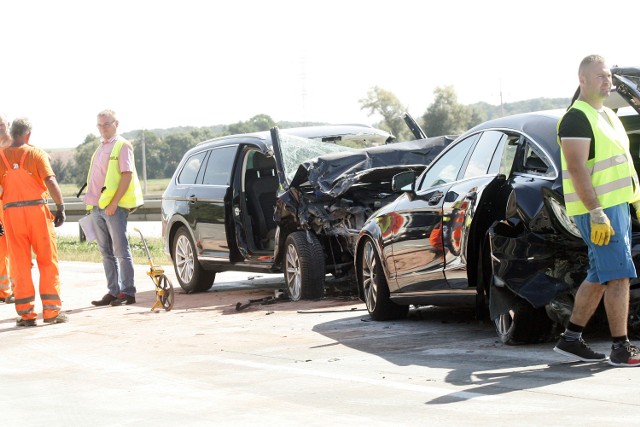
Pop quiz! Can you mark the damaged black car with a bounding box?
[161,123,453,300]
[354,67,640,344]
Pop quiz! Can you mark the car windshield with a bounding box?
[278,132,354,182]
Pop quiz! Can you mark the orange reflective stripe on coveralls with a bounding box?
[0,204,12,299]
[0,150,60,320]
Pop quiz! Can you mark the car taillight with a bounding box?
[547,196,581,238]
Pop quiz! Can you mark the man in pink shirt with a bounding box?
[85,110,143,307]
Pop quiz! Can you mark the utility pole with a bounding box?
[500,78,504,117]
[300,54,307,125]
[141,130,147,194]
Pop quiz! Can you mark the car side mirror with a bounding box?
[392,170,416,194]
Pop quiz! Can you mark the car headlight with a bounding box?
[547,196,581,238]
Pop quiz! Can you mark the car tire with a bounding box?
[172,227,216,293]
[284,231,325,301]
[359,238,409,321]
[494,299,554,345]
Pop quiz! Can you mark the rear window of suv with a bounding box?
[178,151,207,184]
[177,146,237,186]
[202,146,236,185]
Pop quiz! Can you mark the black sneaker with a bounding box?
[91,293,117,306]
[110,294,136,306]
[553,334,607,362]
[16,318,37,327]
[608,341,640,367]
[44,312,69,324]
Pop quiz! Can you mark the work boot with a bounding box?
[111,293,136,306]
[44,312,69,324]
[16,318,37,327]
[91,293,117,306]
[0,295,15,304]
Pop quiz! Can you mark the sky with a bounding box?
[1,0,638,149]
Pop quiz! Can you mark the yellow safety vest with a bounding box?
[87,138,144,210]
[559,100,640,216]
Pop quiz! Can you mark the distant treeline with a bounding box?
[49,90,571,186]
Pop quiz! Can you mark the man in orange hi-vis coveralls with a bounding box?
[0,114,14,304]
[0,118,67,326]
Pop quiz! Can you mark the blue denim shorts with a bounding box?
[573,203,637,284]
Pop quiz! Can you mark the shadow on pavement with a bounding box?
[311,305,614,404]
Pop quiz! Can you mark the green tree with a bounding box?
[359,86,412,141]
[189,127,218,143]
[248,114,276,131]
[422,85,472,136]
[468,105,486,128]
[132,130,169,179]
[70,134,100,187]
[226,114,276,135]
[50,157,70,183]
[164,132,197,177]
[226,121,251,135]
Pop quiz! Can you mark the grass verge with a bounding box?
[56,235,172,266]
[59,178,170,198]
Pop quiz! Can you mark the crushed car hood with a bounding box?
[289,135,455,197]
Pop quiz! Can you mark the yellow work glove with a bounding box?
[632,201,640,221]
[589,207,615,246]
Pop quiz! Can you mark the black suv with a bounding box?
[161,124,451,300]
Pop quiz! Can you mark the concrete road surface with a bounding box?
[1,261,639,426]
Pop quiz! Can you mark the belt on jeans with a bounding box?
[3,199,47,209]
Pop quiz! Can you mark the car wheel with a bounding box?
[359,238,409,321]
[494,299,554,345]
[172,227,216,293]
[284,231,325,301]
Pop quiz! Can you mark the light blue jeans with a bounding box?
[91,207,136,297]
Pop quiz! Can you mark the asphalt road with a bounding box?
[1,261,639,426]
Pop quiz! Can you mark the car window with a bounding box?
[177,151,207,185]
[491,134,520,176]
[520,139,553,177]
[462,131,504,179]
[278,132,353,182]
[202,146,237,185]
[418,134,479,191]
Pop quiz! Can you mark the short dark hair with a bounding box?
[579,54,606,75]
[10,117,32,140]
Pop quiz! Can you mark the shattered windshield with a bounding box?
[279,133,354,182]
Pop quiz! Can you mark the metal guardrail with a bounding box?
[48,195,162,222]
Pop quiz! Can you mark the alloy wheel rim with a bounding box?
[175,235,195,284]
[496,310,515,337]
[285,243,301,301]
[362,241,378,312]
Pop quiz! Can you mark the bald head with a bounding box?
[579,54,607,77]
[577,54,612,107]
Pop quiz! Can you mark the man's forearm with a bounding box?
[44,176,64,205]
[567,165,600,210]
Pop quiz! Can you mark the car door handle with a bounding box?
[428,191,444,205]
